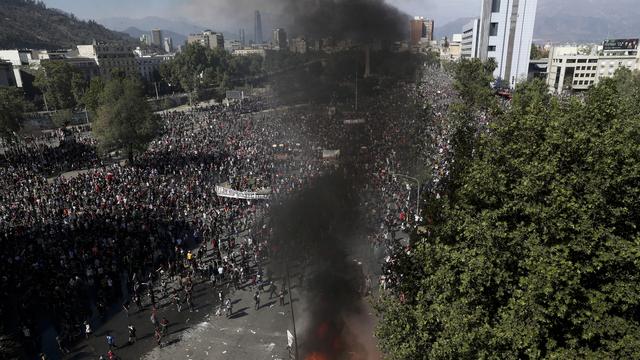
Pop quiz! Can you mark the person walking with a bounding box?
[106,333,117,350]
[254,290,260,310]
[279,289,285,306]
[127,324,137,344]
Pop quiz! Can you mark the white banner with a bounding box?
[322,149,341,159]
[215,185,270,200]
[343,118,365,124]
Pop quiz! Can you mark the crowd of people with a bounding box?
[0,63,472,358]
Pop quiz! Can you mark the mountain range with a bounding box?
[437,0,640,43]
[0,0,133,50]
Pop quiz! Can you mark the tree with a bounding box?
[92,77,161,162]
[0,87,28,139]
[376,75,640,358]
[82,76,105,115]
[33,60,82,110]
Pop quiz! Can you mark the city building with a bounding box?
[163,37,173,53]
[188,30,225,50]
[77,41,137,79]
[136,54,173,82]
[140,34,150,46]
[151,29,163,47]
[254,11,263,44]
[0,49,36,87]
[461,18,480,59]
[239,28,246,46]
[546,40,640,94]
[233,49,267,58]
[410,17,434,46]
[289,37,308,54]
[598,38,639,79]
[272,28,287,50]
[0,59,17,87]
[478,0,538,88]
[441,34,462,61]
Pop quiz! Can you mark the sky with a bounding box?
[41,0,480,27]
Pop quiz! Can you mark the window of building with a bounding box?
[567,59,575,63]
[489,23,499,36]
[491,0,501,12]
[488,45,496,52]
[578,59,587,63]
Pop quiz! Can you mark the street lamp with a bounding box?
[392,173,421,220]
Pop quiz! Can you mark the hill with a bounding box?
[438,0,640,44]
[0,0,134,50]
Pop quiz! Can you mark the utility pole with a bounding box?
[286,262,299,360]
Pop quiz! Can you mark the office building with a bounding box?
[272,28,287,50]
[410,17,434,46]
[151,29,163,47]
[140,34,150,46]
[545,39,640,94]
[239,29,246,46]
[163,37,173,53]
[137,54,173,82]
[77,41,137,79]
[289,37,308,54]
[188,30,225,50]
[461,18,480,59]
[478,0,538,88]
[254,11,263,44]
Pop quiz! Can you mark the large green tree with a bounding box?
[92,77,161,162]
[0,87,28,139]
[376,74,640,358]
[34,60,84,110]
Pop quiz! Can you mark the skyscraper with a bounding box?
[461,18,480,59]
[478,0,538,88]
[239,29,246,46]
[163,37,173,53]
[254,11,263,44]
[272,28,287,50]
[409,17,434,46]
[151,29,163,47]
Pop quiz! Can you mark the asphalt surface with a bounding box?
[58,237,295,360]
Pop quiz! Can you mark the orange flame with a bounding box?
[305,352,329,360]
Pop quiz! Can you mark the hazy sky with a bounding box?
[42,0,480,26]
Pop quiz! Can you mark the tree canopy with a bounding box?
[34,60,86,111]
[92,77,161,161]
[0,87,29,139]
[160,43,263,103]
[376,71,640,358]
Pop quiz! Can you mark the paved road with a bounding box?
[57,237,294,360]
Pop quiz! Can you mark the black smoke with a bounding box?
[283,0,409,42]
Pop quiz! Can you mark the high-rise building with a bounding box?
[272,28,287,50]
[163,37,173,53]
[478,0,538,88]
[410,17,434,46]
[188,30,225,50]
[254,11,263,44]
[239,29,246,46]
[151,29,163,47]
[140,34,150,46]
[461,18,480,59]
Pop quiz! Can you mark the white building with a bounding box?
[136,54,173,82]
[232,49,266,58]
[163,38,173,53]
[188,30,225,50]
[77,42,138,79]
[478,0,538,88]
[546,40,640,94]
[461,18,480,59]
[0,49,34,87]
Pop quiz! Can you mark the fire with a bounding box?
[305,353,329,360]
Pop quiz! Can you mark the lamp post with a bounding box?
[393,173,421,220]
